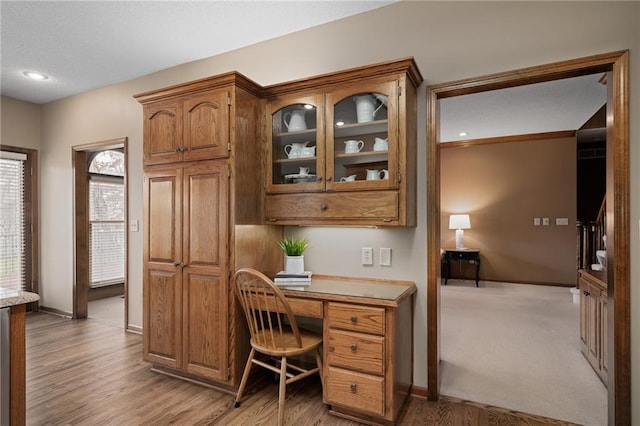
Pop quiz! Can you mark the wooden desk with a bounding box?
[443,248,481,287]
[277,275,416,426]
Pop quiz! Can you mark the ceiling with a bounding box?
[1,1,607,139]
[1,1,394,104]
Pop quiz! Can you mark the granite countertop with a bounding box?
[0,289,40,308]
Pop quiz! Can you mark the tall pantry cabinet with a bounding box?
[135,73,282,387]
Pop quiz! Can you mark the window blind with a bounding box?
[89,177,125,287]
[0,153,26,291]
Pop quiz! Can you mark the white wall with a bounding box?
[32,1,638,410]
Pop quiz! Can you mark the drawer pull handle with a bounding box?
[350,383,357,392]
[350,343,357,351]
[350,315,357,323]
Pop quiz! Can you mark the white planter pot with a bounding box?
[285,255,305,274]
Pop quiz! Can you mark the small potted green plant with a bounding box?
[277,237,309,273]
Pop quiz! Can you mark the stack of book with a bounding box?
[273,271,313,289]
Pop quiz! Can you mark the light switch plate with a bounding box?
[129,220,139,232]
[534,218,541,226]
[542,218,550,226]
[361,247,373,266]
[379,248,391,266]
[556,217,569,226]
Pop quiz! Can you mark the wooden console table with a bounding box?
[443,248,481,287]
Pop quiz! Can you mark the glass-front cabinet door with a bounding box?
[326,81,398,192]
[266,94,324,193]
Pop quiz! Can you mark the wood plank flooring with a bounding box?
[25,312,575,425]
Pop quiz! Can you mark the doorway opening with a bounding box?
[426,51,630,424]
[73,138,128,330]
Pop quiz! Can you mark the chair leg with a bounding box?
[277,356,287,426]
[234,348,255,407]
[315,348,323,387]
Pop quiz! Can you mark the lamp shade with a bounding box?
[449,214,471,230]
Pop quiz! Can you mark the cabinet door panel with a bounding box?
[144,168,183,368]
[183,272,228,381]
[147,173,181,263]
[182,163,229,381]
[145,268,181,367]
[144,101,182,165]
[183,89,230,161]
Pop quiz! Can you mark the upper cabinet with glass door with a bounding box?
[326,80,398,192]
[264,58,423,226]
[266,94,324,194]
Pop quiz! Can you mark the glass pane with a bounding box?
[89,150,125,176]
[90,222,125,287]
[90,181,125,221]
[333,92,389,183]
[271,103,317,185]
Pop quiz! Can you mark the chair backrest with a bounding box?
[233,268,303,350]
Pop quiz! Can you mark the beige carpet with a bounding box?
[440,280,607,426]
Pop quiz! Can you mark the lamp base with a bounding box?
[455,229,465,250]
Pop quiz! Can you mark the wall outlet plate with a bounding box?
[379,248,391,266]
[362,247,373,266]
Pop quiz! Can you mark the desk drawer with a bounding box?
[327,329,384,375]
[325,366,384,417]
[448,251,478,261]
[245,294,323,318]
[327,303,385,335]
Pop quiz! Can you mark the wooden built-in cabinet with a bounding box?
[136,73,283,389]
[579,269,608,385]
[264,58,422,226]
[143,88,231,165]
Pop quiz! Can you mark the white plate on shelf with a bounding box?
[284,173,316,179]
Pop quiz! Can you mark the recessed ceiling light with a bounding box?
[303,104,314,110]
[458,131,469,137]
[23,71,48,81]
[335,121,345,127]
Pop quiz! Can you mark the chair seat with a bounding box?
[251,327,322,357]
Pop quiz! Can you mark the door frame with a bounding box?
[72,137,129,329]
[426,50,630,424]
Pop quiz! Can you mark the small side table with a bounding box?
[443,248,481,287]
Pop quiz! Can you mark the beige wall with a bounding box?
[1,96,41,150]
[12,1,637,408]
[441,137,577,285]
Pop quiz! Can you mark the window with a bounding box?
[88,151,125,288]
[0,151,27,291]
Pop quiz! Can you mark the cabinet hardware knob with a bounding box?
[174,147,180,153]
[350,315,357,323]
[350,383,357,392]
[316,176,322,182]
[326,176,332,181]
[320,204,327,211]
[180,262,186,268]
[173,261,180,267]
[350,343,357,351]
[180,145,187,152]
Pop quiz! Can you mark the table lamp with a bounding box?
[449,214,471,249]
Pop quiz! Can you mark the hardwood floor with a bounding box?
[25,312,575,425]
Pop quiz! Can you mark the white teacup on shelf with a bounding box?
[344,139,364,154]
[340,174,357,182]
[300,146,316,158]
[373,137,388,151]
[299,167,310,176]
[284,141,309,159]
[366,169,382,180]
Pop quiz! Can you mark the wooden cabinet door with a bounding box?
[585,282,600,368]
[144,100,183,165]
[143,168,183,367]
[181,163,230,381]
[183,89,230,162]
[600,292,608,375]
